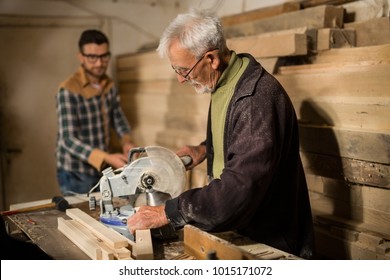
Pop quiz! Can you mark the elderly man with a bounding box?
[127,10,315,259]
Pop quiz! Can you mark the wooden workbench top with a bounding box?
[5,201,298,260]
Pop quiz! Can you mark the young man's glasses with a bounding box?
[172,48,218,79]
[82,52,111,63]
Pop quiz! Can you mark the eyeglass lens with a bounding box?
[82,52,111,63]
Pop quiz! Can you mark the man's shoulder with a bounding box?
[58,71,83,94]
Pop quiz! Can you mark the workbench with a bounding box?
[3,198,299,260]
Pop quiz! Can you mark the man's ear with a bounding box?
[205,52,220,71]
[77,52,84,63]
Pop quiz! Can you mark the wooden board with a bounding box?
[221,2,300,27]
[301,152,390,189]
[183,225,256,260]
[316,28,356,50]
[300,0,357,8]
[227,32,307,58]
[183,225,300,260]
[65,208,129,249]
[134,229,153,260]
[58,217,104,260]
[344,17,390,47]
[223,5,344,38]
[299,124,390,165]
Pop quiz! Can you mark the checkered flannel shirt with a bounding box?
[56,68,131,176]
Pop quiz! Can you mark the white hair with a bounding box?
[157,8,228,59]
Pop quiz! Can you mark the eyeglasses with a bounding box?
[172,48,218,79]
[82,52,111,63]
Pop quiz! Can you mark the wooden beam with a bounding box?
[300,0,357,9]
[301,152,390,189]
[308,43,390,64]
[221,2,300,27]
[299,124,390,164]
[316,28,356,50]
[183,225,256,260]
[309,189,390,237]
[313,223,390,260]
[344,17,390,47]
[65,208,129,249]
[227,32,307,58]
[306,174,390,214]
[223,5,344,38]
[134,229,154,260]
[58,217,103,260]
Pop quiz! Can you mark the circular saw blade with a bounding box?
[132,146,186,198]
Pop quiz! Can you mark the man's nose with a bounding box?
[95,58,103,66]
[176,74,187,84]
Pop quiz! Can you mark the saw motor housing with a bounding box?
[97,146,187,239]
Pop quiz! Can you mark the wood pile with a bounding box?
[57,208,153,260]
[115,0,390,259]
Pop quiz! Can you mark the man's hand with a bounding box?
[127,205,168,235]
[176,144,206,170]
[104,153,128,169]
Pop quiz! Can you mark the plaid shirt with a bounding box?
[56,67,131,176]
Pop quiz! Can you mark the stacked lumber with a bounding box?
[277,42,390,260]
[58,208,153,260]
[115,0,390,259]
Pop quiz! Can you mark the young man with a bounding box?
[127,10,315,259]
[56,30,136,196]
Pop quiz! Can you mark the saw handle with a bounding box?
[128,147,146,162]
[180,155,193,167]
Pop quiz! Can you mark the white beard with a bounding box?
[189,80,214,94]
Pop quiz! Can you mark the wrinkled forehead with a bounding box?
[168,39,195,67]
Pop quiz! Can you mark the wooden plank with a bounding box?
[117,50,169,69]
[308,43,390,64]
[299,124,390,164]
[223,5,344,38]
[292,96,390,131]
[309,190,390,237]
[314,224,390,260]
[57,217,102,260]
[119,80,173,96]
[213,231,301,259]
[117,64,175,82]
[300,0,357,9]
[344,17,390,47]
[227,32,307,58]
[68,219,117,260]
[65,208,129,249]
[317,28,356,50]
[301,152,390,189]
[306,174,390,213]
[221,2,301,27]
[183,225,256,260]
[134,229,154,260]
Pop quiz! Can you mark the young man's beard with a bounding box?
[82,63,106,79]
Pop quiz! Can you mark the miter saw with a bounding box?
[89,146,190,240]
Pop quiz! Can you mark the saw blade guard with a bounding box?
[131,146,187,198]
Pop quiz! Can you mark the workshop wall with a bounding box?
[116,0,390,260]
